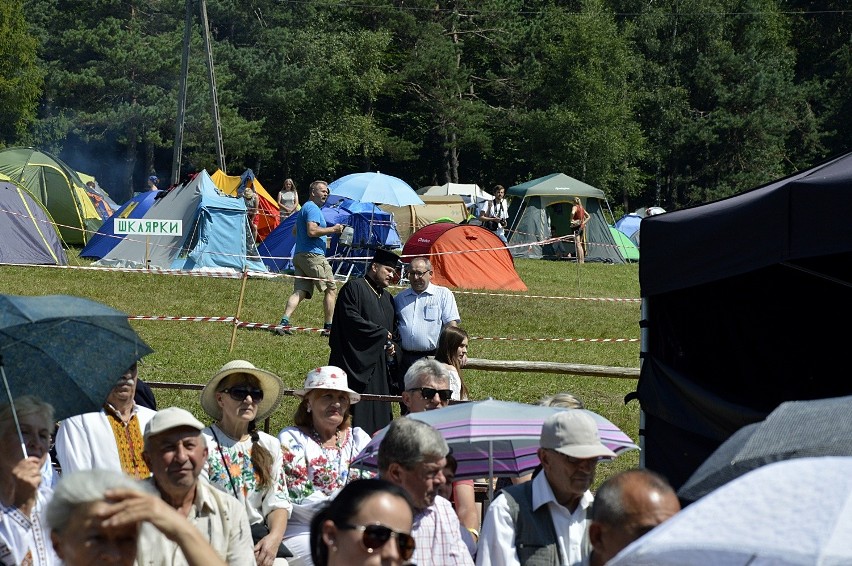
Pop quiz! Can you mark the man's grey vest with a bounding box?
[502,481,561,566]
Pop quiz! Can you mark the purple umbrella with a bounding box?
[350,400,637,499]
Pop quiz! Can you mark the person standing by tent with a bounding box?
[278,178,300,220]
[328,248,399,435]
[147,175,160,191]
[571,197,591,263]
[243,183,260,244]
[479,184,509,244]
[276,180,344,336]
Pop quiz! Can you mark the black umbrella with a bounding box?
[678,395,852,505]
[0,294,152,454]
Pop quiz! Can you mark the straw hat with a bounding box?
[294,366,360,404]
[200,360,284,421]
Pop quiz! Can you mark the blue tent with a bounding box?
[259,197,401,273]
[614,213,642,246]
[95,171,266,272]
[80,191,159,259]
[0,178,67,266]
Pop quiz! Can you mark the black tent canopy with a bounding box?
[637,151,852,490]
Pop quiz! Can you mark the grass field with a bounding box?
[0,255,643,479]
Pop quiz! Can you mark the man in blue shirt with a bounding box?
[276,180,344,336]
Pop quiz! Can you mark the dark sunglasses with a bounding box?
[407,387,452,402]
[340,523,416,559]
[221,386,264,402]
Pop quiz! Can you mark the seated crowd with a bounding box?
[1,355,677,566]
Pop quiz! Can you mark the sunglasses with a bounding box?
[340,523,416,560]
[407,387,452,402]
[221,386,264,402]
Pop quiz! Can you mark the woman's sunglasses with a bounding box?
[221,386,264,402]
[340,523,416,560]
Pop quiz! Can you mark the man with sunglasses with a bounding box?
[401,358,453,413]
[477,410,617,566]
[379,418,474,565]
[394,256,460,403]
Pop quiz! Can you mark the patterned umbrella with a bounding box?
[0,294,152,452]
[329,172,424,207]
[350,400,637,497]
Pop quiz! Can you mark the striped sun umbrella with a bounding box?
[350,400,637,498]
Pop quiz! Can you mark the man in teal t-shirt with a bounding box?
[276,180,344,336]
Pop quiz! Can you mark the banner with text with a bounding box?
[115,219,183,236]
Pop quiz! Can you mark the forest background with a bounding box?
[1,0,849,212]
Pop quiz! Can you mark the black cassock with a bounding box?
[328,276,396,435]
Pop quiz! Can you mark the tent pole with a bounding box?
[229,268,249,352]
[170,0,193,186]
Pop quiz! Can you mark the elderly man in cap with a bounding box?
[587,469,680,566]
[477,410,617,566]
[328,247,399,434]
[55,361,156,479]
[379,418,474,565]
[136,407,255,565]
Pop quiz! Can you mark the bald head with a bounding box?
[589,469,680,565]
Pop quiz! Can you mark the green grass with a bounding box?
[0,255,642,480]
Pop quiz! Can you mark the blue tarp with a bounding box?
[259,197,401,273]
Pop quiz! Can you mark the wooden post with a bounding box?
[229,268,249,352]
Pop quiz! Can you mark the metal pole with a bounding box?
[0,363,28,458]
[171,0,193,186]
[198,0,226,172]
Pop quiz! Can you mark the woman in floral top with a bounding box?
[278,366,372,564]
[200,360,292,566]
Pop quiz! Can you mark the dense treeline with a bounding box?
[3,0,849,211]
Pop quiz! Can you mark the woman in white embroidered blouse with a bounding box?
[278,366,372,564]
[0,395,60,565]
[200,360,292,566]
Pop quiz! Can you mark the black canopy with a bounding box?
[637,151,852,489]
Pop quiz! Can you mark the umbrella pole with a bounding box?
[0,362,28,458]
[229,267,249,352]
[488,439,494,502]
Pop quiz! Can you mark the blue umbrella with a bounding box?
[329,172,424,206]
[0,294,152,453]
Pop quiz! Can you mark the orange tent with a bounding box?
[210,169,280,241]
[401,223,527,291]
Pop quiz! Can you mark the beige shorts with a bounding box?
[293,253,336,299]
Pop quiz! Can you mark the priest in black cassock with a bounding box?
[328,248,399,434]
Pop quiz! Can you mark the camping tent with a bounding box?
[380,195,469,242]
[0,176,67,265]
[0,147,110,244]
[507,173,625,263]
[210,169,279,241]
[609,226,639,261]
[417,183,493,212]
[95,170,266,272]
[614,213,642,246]
[636,151,852,490]
[80,191,159,260]
[401,224,527,291]
[259,197,401,273]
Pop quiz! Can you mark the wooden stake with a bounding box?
[229,268,249,352]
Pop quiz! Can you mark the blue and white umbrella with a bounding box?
[329,172,424,207]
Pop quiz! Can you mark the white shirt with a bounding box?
[476,472,594,566]
[0,482,58,566]
[54,405,156,475]
[136,477,255,566]
[394,283,460,352]
[484,199,509,238]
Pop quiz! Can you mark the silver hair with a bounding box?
[409,256,433,272]
[403,358,450,390]
[47,469,153,532]
[378,418,448,472]
[538,392,585,410]
[0,395,54,435]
